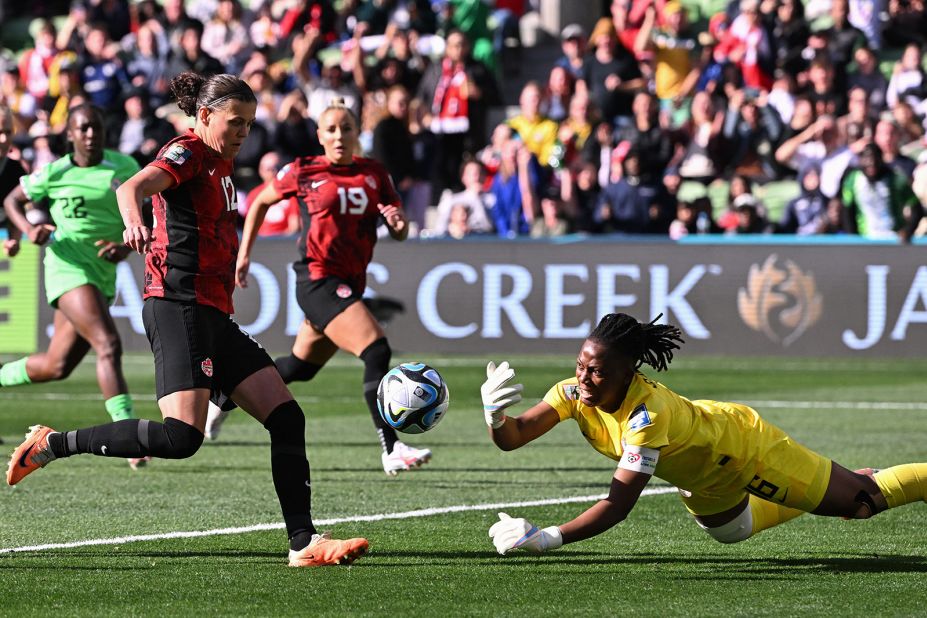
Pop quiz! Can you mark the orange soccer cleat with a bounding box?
[287,532,370,567]
[6,425,57,486]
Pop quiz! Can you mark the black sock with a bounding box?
[360,338,398,454]
[47,418,203,459]
[264,400,317,550]
[274,354,323,384]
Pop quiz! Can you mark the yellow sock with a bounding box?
[873,464,927,509]
[749,495,805,535]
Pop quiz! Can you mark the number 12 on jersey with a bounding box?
[221,176,238,212]
[337,186,369,215]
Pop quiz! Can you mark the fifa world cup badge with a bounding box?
[201,358,214,377]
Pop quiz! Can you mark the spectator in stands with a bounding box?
[202,0,250,75]
[558,91,597,171]
[778,163,829,234]
[775,114,857,198]
[874,119,918,178]
[891,100,925,145]
[838,86,873,143]
[45,55,83,134]
[417,29,499,200]
[728,194,769,234]
[579,17,644,126]
[165,19,224,80]
[279,0,339,44]
[723,88,785,183]
[847,47,888,118]
[771,0,810,76]
[433,159,495,236]
[56,1,92,55]
[0,64,37,137]
[841,143,924,242]
[883,0,927,48]
[443,0,496,74]
[273,90,322,161]
[671,91,726,184]
[595,147,672,234]
[555,24,587,81]
[805,54,846,118]
[669,196,721,239]
[158,0,191,53]
[249,3,283,52]
[509,81,559,169]
[407,97,437,228]
[714,0,774,92]
[618,91,673,185]
[244,65,282,132]
[18,19,58,101]
[78,24,130,114]
[563,159,601,233]
[89,0,131,42]
[124,20,170,108]
[635,1,699,125]
[823,0,869,90]
[373,86,421,232]
[886,43,927,117]
[489,136,538,238]
[544,66,574,124]
[477,122,512,187]
[241,152,300,237]
[114,88,175,166]
[848,0,884,50]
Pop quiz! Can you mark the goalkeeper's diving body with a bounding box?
[482,313,927,555]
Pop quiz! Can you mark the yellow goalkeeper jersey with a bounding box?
[543,373,792,498]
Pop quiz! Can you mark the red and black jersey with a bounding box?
[144,130,239,314]
[273,155,401,293]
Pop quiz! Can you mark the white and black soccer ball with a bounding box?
[377,362,449,434]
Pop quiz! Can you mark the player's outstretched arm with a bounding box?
[489,468,651,555]
[557,468,652,544]
[237,182,283,288]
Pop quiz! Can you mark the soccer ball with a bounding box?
[377,362,449,434]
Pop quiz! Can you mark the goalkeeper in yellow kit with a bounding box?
[483,313,927,554]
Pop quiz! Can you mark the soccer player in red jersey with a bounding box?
[6,73,368,567]
[231,98,432,476]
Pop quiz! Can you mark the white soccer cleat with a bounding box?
[381,441,432,476]
[205,402,231,441]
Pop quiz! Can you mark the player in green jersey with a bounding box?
[1,104,148,469]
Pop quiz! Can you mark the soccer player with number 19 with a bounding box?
[231,97,432,476]
[7,73,367,567]
[483,313,927,555]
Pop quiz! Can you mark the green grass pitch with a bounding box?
[1,353,926,616]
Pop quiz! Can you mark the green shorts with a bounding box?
[44,238,117,307]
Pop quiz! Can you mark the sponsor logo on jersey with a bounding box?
[335,284,352,299]
[201,358,214,377]
[364,175,377,189]
[562,384,579,400]
[738,254,822,347]
[164,143,192,165]
[628,404,652,431]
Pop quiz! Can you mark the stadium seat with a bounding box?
[756,180,800,223]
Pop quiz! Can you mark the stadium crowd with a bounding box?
[1,0,926,242]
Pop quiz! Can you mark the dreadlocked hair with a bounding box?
[588,313,685,372]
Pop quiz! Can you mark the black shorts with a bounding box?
[142,297,274,402]
[294,268,364,330]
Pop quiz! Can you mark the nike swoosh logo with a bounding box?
[208,169,216,176]
[18,444,35,467]
[311,180,327,189]
[101,445,108,455]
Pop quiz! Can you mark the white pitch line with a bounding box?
[0,486,678,555]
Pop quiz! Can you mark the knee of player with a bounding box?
[92,333,123,361]
[359,337,391,370]
[162,418,204,459]
[695,509,754,544]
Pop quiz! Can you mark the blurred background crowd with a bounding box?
[0,0,925,242]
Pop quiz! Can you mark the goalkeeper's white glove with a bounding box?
[480,361,523,429]
[488,512,562,555]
